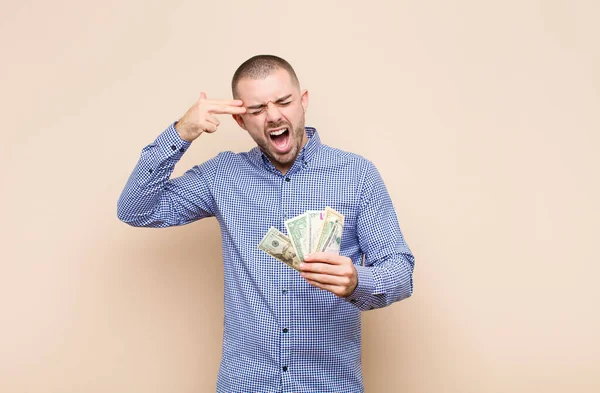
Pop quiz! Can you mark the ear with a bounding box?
[232,114,247,130]
[300,89,309,113]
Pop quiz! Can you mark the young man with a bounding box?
[117,55,414,393]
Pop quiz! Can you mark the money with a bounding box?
[257,227,302,271]
[315,207,345,254]
[307,210,325,253]
[259,207,344,269]
[285,213,310,262]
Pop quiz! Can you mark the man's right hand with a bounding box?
[175,92,247,142]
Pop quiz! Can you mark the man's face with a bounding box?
[233,68,309,173]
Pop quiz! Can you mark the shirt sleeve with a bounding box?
[345,161,415,311]
[117,122,219,227]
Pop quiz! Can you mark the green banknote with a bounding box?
[259,207,344,270]
[285,213,310,261]
[315,207,345,254]
[257,226,302,271]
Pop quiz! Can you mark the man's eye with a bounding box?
[278,101,291,106]
[250,109,264,115]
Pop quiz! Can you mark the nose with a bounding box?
[265,102,283,124]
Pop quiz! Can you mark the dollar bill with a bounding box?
[285,212,310,261]
[257,227,302,271]
[315,207,345,254]
[307,210,325,253]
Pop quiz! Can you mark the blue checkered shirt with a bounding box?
[117,124,415,393]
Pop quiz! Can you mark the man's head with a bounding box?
[231,55,309,174]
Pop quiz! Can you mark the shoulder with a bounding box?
[194,149,268,180]
[205,149,257,167]
[317,143,378,174]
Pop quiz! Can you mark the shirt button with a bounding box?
[148,168,153,173]
[350,299,357,304]
[179,147,185,153]
[283,328,289,333]
[282,289,287,294]
[285,177,290,182]
[171,145,176,151]
[282,366,288,372]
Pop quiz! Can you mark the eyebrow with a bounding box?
[246,94,293,110]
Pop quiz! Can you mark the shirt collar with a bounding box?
[250,126,321,173]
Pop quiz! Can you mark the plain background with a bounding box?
[1,0,598,392]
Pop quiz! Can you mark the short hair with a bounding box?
[231,55,300,98]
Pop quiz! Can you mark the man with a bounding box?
[117,55,414,393]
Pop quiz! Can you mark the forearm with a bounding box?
[117,123,195,227]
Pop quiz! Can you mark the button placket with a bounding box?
[280,174,293,379]
[281,174,292,224]
[280,287,292,380]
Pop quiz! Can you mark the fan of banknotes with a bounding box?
[258,207,345,271]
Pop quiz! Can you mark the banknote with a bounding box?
[257,227,302,271]
[259,207,344,269]
[315,207,345,254]
[307,210,325,253]
[285,213,310,261]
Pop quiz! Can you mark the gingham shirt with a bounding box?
[117,124,415,393]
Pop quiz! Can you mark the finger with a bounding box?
[198,94,243,107]
[299,262,338,275]
[203,122,218,133]
[205,99,245,107]
[208,104,247,115]
[305,279,342,295]
[205,114,220,126]
[301,272,348,286]
[304,252,344,265]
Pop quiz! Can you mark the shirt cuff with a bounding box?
[134,122,192,186]
[154,122,192,160]
[346,265,376,310]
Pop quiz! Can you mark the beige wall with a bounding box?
[1,0,598,392]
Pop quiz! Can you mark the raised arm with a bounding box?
[116,93,246,227]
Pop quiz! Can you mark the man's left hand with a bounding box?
[299,253,358,298]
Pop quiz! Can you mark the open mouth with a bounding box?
[268,127,290,153]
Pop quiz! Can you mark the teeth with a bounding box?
[270,128,287,136]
